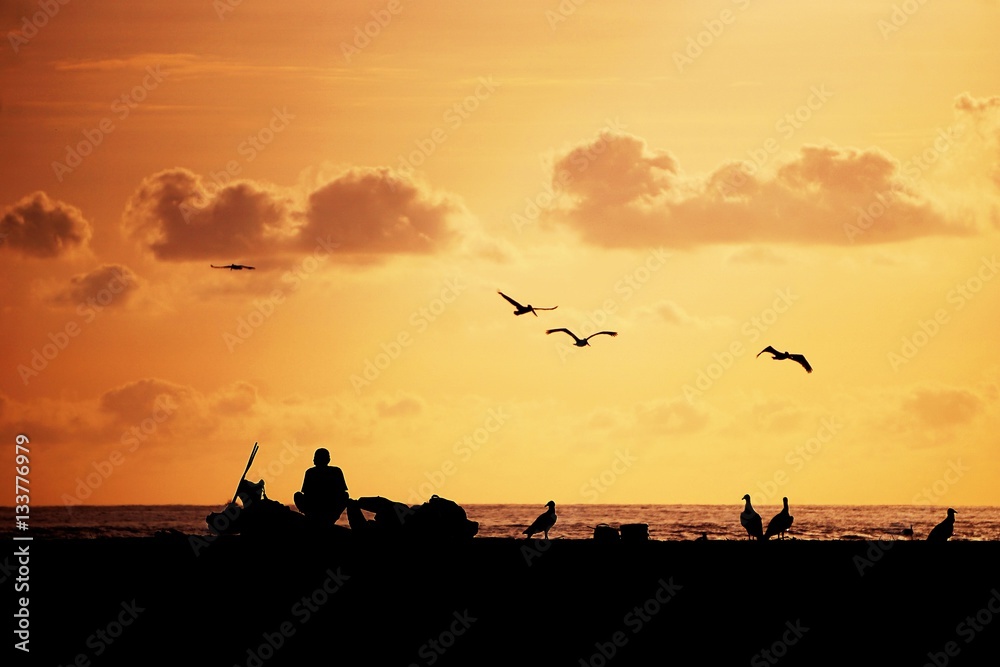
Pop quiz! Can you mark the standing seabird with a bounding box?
[926,508,957,543]
[740,494,764,541]
[764,497,794,540]
[523,500,557,540]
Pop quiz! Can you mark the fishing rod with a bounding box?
[230,441,259,506]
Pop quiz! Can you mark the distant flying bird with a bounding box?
[740,494,764,541]
[212,264,255,270]
[927,508,957,543]
[757,346,812,373]
[764,497,794,540]
[546,328,618,347]
[498,291,558,317]
[523,500,557,540]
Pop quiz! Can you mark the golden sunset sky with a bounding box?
[2,1,998,509]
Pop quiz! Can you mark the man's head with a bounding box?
[313,448,331,466]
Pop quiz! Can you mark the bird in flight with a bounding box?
[498,291,558,317]
[211,264,255,270]
[546,328,618,347]
[523,501,557,540]
[757,346,812,373]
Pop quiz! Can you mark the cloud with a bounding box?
[0,191,92,258]
[122,166,467,263]
[122,169,293,261]
[47,264,141,309]
[546,132,976,248]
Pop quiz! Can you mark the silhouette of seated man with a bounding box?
[293,448,349,526]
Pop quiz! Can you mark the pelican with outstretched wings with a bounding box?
[211,264,256,270]
[546,328,618,347]
[498,291,557,317]
[757,346,812,373]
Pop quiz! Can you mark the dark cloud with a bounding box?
[0,191,92,257]
[548,133,975,248]
[48,264,140,308]
[122,167,464,262]
[122,169,292,261]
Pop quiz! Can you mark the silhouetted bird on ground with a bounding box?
[498,291,558,317]
[764,497,794,540]
[212,264,255,270]
[523,500,557,540]
[901,524,914,538]
[927,508,957,542]
[740,494,764,540]
[546,328,618,347]
[695,532,708,541]
[757,346,812,373]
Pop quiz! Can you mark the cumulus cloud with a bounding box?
[122,166,467,263]
[546,132,976,248]
[47,264,141,309]
[0,191,92,257]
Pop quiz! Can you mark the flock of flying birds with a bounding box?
[499,291,812,370]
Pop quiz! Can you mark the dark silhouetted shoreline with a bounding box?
[22,533,1000,665]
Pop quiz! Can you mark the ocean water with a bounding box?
[6,503,1000,541]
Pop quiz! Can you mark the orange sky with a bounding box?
[2,1,999,509]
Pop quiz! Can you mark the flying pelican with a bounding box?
[211,264,256,270]
[740,494,764,541]
[546,328,618,347]
[757,346,812,373]
[764,497,794,540]
[497,291,558,317]
[523,500,557,540]
[927,508,957,543]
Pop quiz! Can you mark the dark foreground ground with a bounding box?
[13,532,1000,666]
